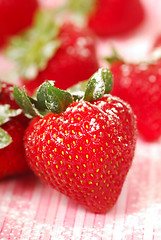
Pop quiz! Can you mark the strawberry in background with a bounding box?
[67,0,145,37]
[6,11,99,95]
[0,82,30,179]
[13,68,137,213]
[0,0,38,47]
[105,50,161,142]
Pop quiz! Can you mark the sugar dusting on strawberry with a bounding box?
[14,68,137,213]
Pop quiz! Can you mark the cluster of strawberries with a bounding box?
[0,0,161,214]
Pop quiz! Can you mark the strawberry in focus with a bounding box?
[6,11,99,95]
[67,0,145,37]
[107,52,161,141]
[0,0,38,47]
[14,68,137,213]
[0,82,30,179]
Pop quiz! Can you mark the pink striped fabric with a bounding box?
[0,0,161,239]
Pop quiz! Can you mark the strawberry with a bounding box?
[6,11,99,95]
[14,68,137,213]
[0,82,30,179]
[0,0,38,47]
[67,0,144,37]
[106,50,161,141]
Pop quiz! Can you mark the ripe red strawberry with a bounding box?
[0,0,38,47]
[6,11,99,95]
[67,0,144,37]
[14,68,137,213]
[106,52,161,141]
[0,82,30,179]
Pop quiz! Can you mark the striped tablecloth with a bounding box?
[0,0,161,239]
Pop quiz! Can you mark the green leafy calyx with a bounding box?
[84,68,113,102]
[68,68,113,102]
[14,81,74,118]
[14,68,113,118]
[67,0,96,16]
[6,10,61,80]
[105,47,124,64]
[37,81,74,114]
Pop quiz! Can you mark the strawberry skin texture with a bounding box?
[110,60,161,141]
[24,95,137,213]
[88,0,144,36]
[0,82,30,179]
[0,0,38,47]
[22,23,99,95]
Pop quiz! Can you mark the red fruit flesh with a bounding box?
[88,0,144,36]
[24,96,137,213]
[0,0,38,47]
[22,23,99,95]
[110,61,161,141]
